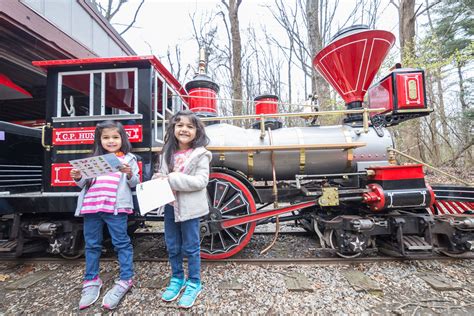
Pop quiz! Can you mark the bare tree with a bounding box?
[268,1,381,110]
[189,11,219,70]
[390,0,416,61]
[164,45,191,85]
[424,0,449,142]
[306,0,331,108]
[390,0,441,62]
[221,0,244,116]
[91,0,145,35]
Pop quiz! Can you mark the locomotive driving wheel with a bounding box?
[200,172,257,259]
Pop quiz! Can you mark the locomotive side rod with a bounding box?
[202,193,368,235]
[203,201,317,236]
[201,196,363,235]
[223,201,317,229]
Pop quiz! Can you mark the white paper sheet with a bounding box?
[136,178,175,215]
[69,153,123,179]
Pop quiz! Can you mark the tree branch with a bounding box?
[109,0,127,20]
[389,0,399,10]
[119,0,145,35]
[415,0,442,17]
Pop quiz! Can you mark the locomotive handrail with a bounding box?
[151,142,366,153]
[159,107,386,134]
[387,147,473,187]
[196,108,384,121]
[206,143,366,151]
[41,123,52,151]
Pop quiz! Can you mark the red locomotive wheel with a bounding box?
[200,172,257,259]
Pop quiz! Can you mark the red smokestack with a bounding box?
[313,25,395,109]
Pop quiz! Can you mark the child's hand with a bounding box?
[119,163,133,179]
[70,169,82,180]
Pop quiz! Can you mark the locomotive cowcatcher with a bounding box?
[0,26,473,259]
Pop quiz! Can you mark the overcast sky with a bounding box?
[114,0,399,60]
[109,0,401,101]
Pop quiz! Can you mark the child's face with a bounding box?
[100,128,122,153]
[174,116,196,150]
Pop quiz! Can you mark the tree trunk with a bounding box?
[226,0,243,116]
[306,0,330,110]
[425,0,449,161]
[456,60,473,164]
[398,0,416,62]
[425,73,440,163]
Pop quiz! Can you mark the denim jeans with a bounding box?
[164,204,201,284]
[83,212,134,281]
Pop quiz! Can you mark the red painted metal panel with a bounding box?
[368,164,424,180]
[52,125,142,145]
[51,161,143,187]
[51,163,75,187]
[367,75,393,115]
[395,72,425,109]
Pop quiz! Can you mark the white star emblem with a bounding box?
[350,237,365,252]
[49,239,61,254]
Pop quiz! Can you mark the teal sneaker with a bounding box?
[178,280,202,309]
[161,277,186,302]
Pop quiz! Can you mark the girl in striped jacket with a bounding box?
[70,120,139,311]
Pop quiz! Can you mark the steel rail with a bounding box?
[0,255,460,266]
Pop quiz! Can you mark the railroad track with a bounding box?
[1,229,471,263]
[133,230,312,236]
[0,253,462,266]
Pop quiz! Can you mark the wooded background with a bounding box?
[93,0,472,170]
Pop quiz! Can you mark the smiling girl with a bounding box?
[153,110,211,309]
[70,120,139,310]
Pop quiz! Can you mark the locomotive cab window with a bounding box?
[57,68,138,118]
[152,70,188,144]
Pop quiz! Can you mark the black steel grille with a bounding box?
[0,164,42,193]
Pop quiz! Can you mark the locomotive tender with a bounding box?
[0,26,473,259]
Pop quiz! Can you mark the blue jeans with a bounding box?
[164,204,201,284]
[83,212,134,281]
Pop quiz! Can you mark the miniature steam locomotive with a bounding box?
[0,25,473,259]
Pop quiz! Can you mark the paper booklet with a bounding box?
[69,153,123,179]
[136,178,175,215]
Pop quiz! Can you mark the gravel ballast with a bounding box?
[0,258,473,314]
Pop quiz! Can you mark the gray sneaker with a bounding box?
[102,279,133,310]
[79,278,103,310]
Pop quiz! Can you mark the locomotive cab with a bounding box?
[0,56,189,257]
[32,56,189,192]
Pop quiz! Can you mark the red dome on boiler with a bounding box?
[313,25,395,105]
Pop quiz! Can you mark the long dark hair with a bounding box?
[92,120,132,156]
[161,110,209,171]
